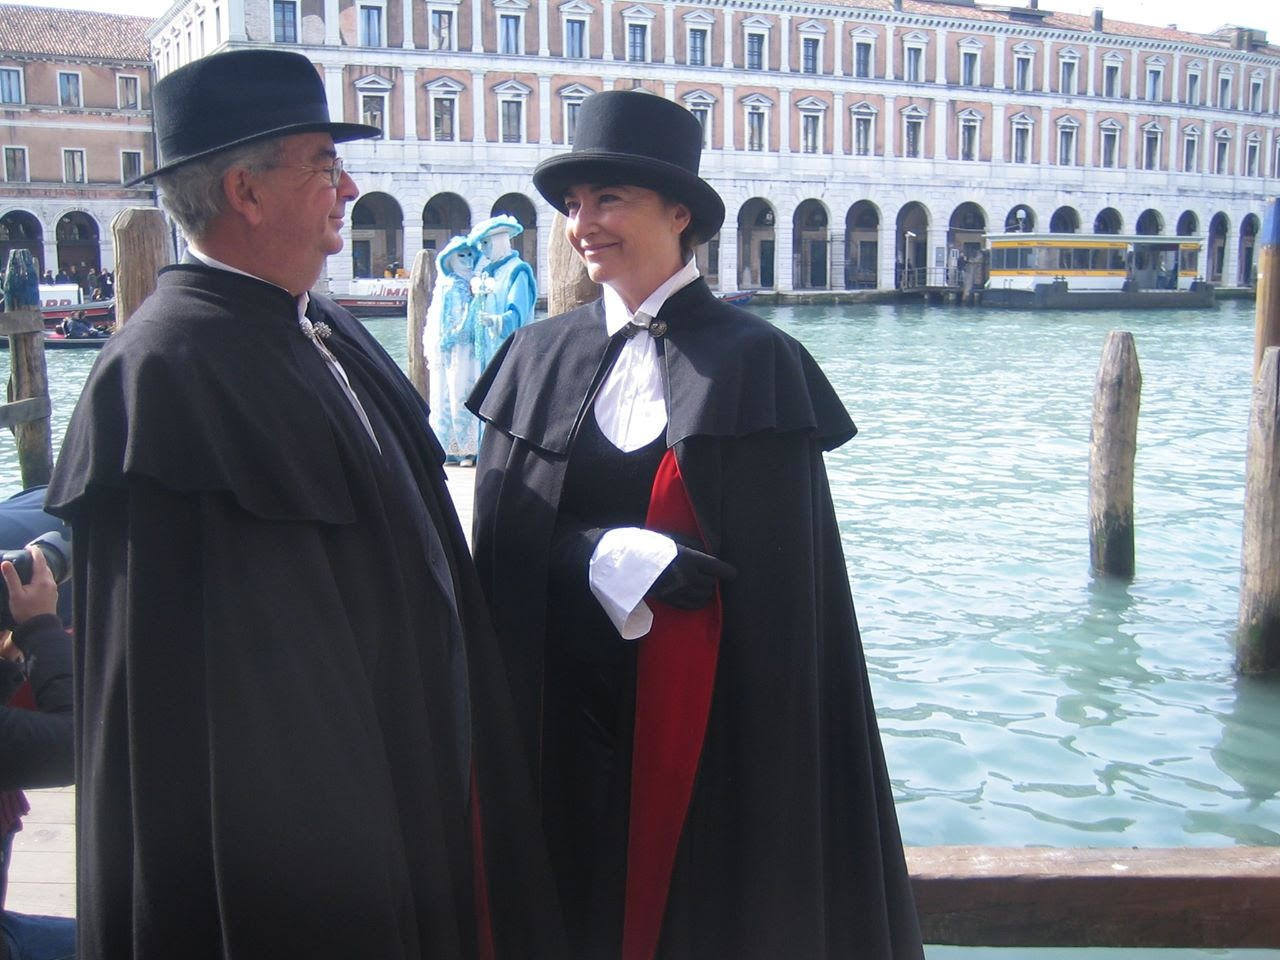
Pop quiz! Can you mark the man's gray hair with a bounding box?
[155,138,283,241]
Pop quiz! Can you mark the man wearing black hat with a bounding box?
[45,50,561,959]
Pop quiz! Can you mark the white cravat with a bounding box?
[587,259,700,639]
[186,246,380,452]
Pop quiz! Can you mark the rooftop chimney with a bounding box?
[892,0,903,10]
[1028,0,1038,8]
[1093,7,1104,30]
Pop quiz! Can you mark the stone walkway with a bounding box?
[5,464,478,919]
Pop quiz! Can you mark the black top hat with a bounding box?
[132,50,380,185]
[532,90,725,244]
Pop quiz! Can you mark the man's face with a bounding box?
[254,132,358,293]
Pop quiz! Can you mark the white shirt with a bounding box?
[186,246,380,452]
[587,259,701,639]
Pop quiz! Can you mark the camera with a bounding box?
[0,530,71,631]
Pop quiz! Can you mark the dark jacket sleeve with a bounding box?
[0,613,74,790]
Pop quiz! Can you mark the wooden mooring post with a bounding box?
[1251,197,1280,379]
[1088,331,1141,579]
[1,249,53,487]
[405,248,434,401]
[1238,198,1280,675]
[547,211,599,315]
[110,207,172,328]
[1237,344,1280,674]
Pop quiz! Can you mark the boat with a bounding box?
[720,289,756,306]
[0,329,111,350]
[980,233,1215,309]
[335,277,411,318]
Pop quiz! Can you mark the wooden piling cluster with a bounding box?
[1088,331,1142,580]
[1,249,54,487]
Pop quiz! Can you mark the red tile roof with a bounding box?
[0,3,152,62]
[830,0,1276,52]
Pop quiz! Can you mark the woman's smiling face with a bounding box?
[563,183,690,312]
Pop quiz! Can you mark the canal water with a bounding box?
[4,301,1277,957]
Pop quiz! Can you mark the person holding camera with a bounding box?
[1,543,75,960]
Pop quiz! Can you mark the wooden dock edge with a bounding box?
[906,845,1280,948]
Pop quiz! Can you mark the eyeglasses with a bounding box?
[313,157,345,187]
[280,157,345,187]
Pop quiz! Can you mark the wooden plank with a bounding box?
[907,846,1280,948]
[0,308,44,335]
[0,395,50,429]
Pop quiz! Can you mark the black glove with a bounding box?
[646,535,737,610]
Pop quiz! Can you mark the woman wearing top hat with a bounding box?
[467,90,922,960]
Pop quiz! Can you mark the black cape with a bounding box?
[467,279,923,959]
[45,265,563,959]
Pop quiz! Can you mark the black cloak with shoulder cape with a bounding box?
[45,264,564,959]
[466,278,923,960]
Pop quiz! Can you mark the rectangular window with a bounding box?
[121,150,143,183]
[1058,127,1075,165]
[688,27,706,66]
[433,97,455,140]
[4,146,27,182]
[362,94,385,136]
[747,33,764,70]
[500,14,520,54]
[747,109,764,151]
[904,117,922,157]
[63,148,86,183]
[854,115,872,155]
[565,100,580,144]
[855,41,872,78]
[565,18,584,57]
[58,72,81,107]
[962,50,978,86]
[802,37,819,74]
[1250,79,1263,112]
[431,10,453,50]
[802,113,819,153]
[501,99,522,142]
[1215,138,1229,174]
[690,106,708,145]
[1015,55,1031,91]
[117,75,139,109]
[1186,72,1200,105]
[1246,141,1259,176]
[960,120,977,160]
[1146,68,1161,101]
[273,0,297,42]
[1101,129,1117,167]
[359,4,383,46]
[1143,130,1160,169]
[1218,75,1232,109]
[1060,59,1076,95]
[1182,135,1197,172]
[1103,63,1119,98]
[0,67,21,104]
[628,23,647,62]
[1013,124,1029,163]
[905,46,922,82]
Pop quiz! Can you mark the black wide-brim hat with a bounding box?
[130,49,380,186]
[532,90,725,244]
